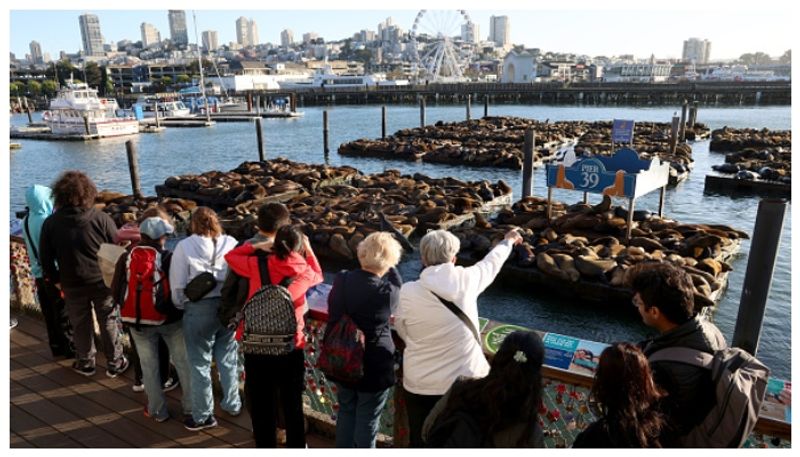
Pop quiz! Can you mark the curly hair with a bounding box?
[591,342,667,447]
[189,206,222,238]
[435,331,544,446]
[51,171,97,209]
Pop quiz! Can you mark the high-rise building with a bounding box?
[29,40,43,64]
[489,15,510,47]
[202,30,219,52]
[281,29,294,48]
[79,13,105,57]
[168,10,188,46]
[302,32,318,45]
[378,17,402,43]
[248,20,259,47]
[236,17,258,47]
[140,22,161,48]
[682,38,711,64]
[461,21,479,44]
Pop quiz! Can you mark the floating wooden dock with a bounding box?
[705,175,791,198]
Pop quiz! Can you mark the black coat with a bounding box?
[326,268,401,392]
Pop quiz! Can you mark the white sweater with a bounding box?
[395,239,513,395]
[169,234,238,308]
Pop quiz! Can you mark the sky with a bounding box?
[6,0,795,63]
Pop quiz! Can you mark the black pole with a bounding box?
[25,98,33,124]
[466,94,471,121]
[679,100,688,142]
[323,110,330,158]
[255,117,265,161]
[732,199,788,356]
[153,102,160,128]
[522,129,535,198]
[125,140,143,199]
[82,114,90,135]
[381,105,387,139]
[484,95,489,117]
[419,98,426,128]
[669,115,680,154]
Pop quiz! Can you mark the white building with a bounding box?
[302,32,318,44]
[236,17,259,47]
[202,30,219,52]
[281,29,294,48]
[29,40,43,65]
[501,49,538,83]
[461,21,480,44]
[603,63,673,82]
[79,13,105,57]
[140,23,161,48]
[168,10,188,46]
[682,38,711,64]
[489,15,510,48]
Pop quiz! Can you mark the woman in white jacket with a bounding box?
[170,207,241,431]
[395,228,522,447]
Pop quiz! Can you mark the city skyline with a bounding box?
[8,3,794,63]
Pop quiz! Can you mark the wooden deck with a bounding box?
[9,313,334,448]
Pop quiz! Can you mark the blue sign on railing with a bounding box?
[612,119,635,143]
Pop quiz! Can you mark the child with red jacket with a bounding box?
[224,225,323,448]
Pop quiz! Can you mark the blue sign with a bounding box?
[133,105,144,120]
[546,147,656,198]
[543,332,580,370]
[612,119,635,143]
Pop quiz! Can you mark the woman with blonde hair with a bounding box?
[327,232,403,447]
[170,207,241,431]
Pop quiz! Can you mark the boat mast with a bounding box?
[192,10,210,118]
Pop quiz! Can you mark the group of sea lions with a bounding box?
[709,128,791,184]
[450,194,747,307]
[94,190,196,232]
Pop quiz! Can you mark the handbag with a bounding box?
[318,272,366,385]
[184,238,219,302]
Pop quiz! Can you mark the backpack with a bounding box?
[120,246,170,327]
[649,346,770,448]
[240,255,296,356]
[425,408,489,448]
[317,271,366,385]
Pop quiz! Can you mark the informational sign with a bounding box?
[484,324,534,354]
[612,119,635,143]
[543,332,581,370]
[569,340,609,375]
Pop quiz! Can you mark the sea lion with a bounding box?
[514,243,536,267]
[697,258,724,277]
[347,232,366,256]
[536,252,570,281]
[574,255,617,277]
[541,228,559,242]
[592,195,612,213]
[551,253,581,282]
[629,237,666,252]
[329,233,354,260]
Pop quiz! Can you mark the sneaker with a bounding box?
[10,318,18,330]
[184,415,218,431]
[132,382,145,393]
[71,360,96,377]
[162,377,179,392]
[224,408,242,417]
[106,355,130,378]
[144,407,169,423]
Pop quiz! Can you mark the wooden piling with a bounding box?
[125,140,143,199]
[419,98,426,128]
[669,115,680,154]
[82,114,90,135]
[153,102,160,128]
[679,100,688,141]
[323,110,330,157]
[466,94,471,121]
[484,96,489,117]
[255,117,265,161]
[247,93,253,112]
[381,105,387,139]
[522,129,535,198]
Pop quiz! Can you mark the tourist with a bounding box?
[224,224,323,447]
[21,184,74,359]
[114,206,180,394]
[395,228,523,447]
[422,330,545,447]
[39,171,128,378]
[327,232,403,448]
[572,342,667,448]
[110,217,192,423]
[631,262,726,443]
[170,207,240,431]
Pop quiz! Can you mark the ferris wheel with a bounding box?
[410,10,475,82]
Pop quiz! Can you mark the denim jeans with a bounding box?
[182,297,241,422]
[334,384,391,448]
[130,320,192,420]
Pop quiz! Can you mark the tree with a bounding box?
[26,80,42,96]
[46,59,79,86]
[161,76,173,87]
[779,50,791,64]
[84,62,102,89]
[42,80,58,96]
[10,81,24,96]
[177,74,192,84]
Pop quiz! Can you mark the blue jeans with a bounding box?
[182,297,241,422]
[130,321,192,420]
[334,384,391,448]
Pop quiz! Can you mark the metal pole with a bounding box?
[679,100,688,142]
[522,129,535,198]
[484,95,489,117]
[583,192,588,204]
[691,100,700,126]
[732,199,788,356]
[466,94,471,121]
[153,102,160,128]
[658,185,666,217]
[204,97,211,123]
[82,114,90,135]
[125,140,143,199]
[323,110,330,157]
[626,197,635,243]
[419,98,426,128]
[546,187,553,220]
[255,117,265,161]
[381,105,387,139]
[25,99,33,124]
[669,115,680,154]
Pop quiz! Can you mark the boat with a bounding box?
[40,79,139,137]
[278,64,406,89]
[131,94,192,118]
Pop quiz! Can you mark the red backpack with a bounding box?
[121,246,170,327]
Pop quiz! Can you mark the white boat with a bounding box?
[132,95,192,118]
[41,80,139,137]
[278,65,405,89]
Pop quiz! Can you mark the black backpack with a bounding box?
[240,255,296,356]
[425,409,489,448]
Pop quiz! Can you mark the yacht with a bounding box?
[41,80,139,137]
[278,65,406,89]
[131,95,192,118]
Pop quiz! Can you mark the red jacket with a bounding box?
[224,243,323,349]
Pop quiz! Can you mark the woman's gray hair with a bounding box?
[420,230,461,267]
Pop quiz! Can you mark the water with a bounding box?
[8,104,792,379]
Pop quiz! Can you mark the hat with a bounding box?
[139,217,174,239]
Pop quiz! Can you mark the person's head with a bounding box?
[51,171,97,209]
[357,232,402,275]
[590,342,665,447]
[139,217,175,247]
[419,229,460,267]
[273,225,304,260]
[190,207,222,239]
[630,262,695,331]
[139,205,171,224]
[257,203,290,235]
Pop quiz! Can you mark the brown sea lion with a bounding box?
[629,237,666,252]
[574,255,617,277]
[536,252,570,281]
[551,253,581,282]
[329,233,354,259]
